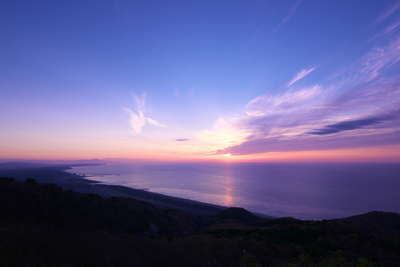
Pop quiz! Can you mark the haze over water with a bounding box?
[70,162,400,219]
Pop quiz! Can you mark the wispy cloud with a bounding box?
[383,19,400,36]
[211,33,400,155]
[217,130,400,154]
[375,1,400,24]
[359,37,400,82]
[246,85,321,117]
[370,18,400,41]
[287,67,315,87]
[175,138,189,142]
[275,0,304,32]
[124,93,166,135]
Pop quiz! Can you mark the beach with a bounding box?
[0,162,226,216]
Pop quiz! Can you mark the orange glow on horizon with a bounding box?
[1,144,400,163]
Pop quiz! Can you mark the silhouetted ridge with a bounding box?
[336,211,400,233]
[216,207,260,224]
[0,177,198,235]
[0,177,399,267]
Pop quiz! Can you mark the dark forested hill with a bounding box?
[0,177,399,267]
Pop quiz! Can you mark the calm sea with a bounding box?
[68,162,400,219]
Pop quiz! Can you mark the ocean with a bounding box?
[68,162,400,219]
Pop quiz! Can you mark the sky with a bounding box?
[1,0,400,162]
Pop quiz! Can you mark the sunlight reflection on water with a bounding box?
[68,162,400,219]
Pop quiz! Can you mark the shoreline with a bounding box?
[2,162,398,220]
[0,163,228,216]
[65,165,274,218]
[1,164,399,267]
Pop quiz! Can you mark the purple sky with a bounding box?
[1,0,400,161]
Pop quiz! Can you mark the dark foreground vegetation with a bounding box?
[0,177,399,267]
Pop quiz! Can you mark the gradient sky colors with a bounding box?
[1,0,400,162]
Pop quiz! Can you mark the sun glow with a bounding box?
[196,118,249,151]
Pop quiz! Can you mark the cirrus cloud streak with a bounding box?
[215,34,400,156]
[124,93,166,135]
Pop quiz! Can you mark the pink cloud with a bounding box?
[213,34,400,155]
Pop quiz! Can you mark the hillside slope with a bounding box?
[0,177,399,267]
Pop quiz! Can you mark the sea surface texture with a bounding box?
[69,162,400,219]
